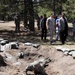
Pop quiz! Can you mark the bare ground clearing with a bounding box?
[0,21,75,75]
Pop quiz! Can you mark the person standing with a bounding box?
[55,15,61,41]
[41,14,47,40]
[62,13,68,42]
[37,15,40,30]
[14,14,21,32]
[59,13,68,44]
[46,13,55,44]
[40,15,43,26]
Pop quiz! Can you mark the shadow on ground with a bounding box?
[0,27,74,45]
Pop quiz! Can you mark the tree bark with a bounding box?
[24,0,35,31]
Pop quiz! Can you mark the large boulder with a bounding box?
[25,57,51,75]
[0,40,10,51]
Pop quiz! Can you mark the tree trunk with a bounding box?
[24,0,35,31]
[24,0,28,28]
[29,0,35,31]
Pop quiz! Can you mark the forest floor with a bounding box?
[0,21,75,75]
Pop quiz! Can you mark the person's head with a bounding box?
[51,13,55,18]
[61,12,66,17]
[44,14,46,18]
[40,15,43,19]
[58,14,62,18]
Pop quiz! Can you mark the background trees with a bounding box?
[0,0,75,30]
[24,0,34,31]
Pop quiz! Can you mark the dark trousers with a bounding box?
[73,31,75,37]
[41,28,47,40]
[64,31,68,41]
[15,23,20,32]
[60,31,65,44]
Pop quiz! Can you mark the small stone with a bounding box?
[64,51,69,56]
[24,42,32,46]
[32,44,40,48]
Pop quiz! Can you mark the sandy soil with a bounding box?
[0,44,75,75]
[0,21,75,75]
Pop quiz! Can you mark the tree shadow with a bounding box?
[0,26,74,45]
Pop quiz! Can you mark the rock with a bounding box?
[72,52,75,59]
[55,46,70,53]
[69,51,75,58]
[24,42,32,46]
[32,44,40,48]
[55,46,63,51]
[0,40,6,45]
[5,43,11,50]
[0,45,6,52]
[12,62,21,66]
[25,61,45,75]
[3,40,9,44]
[9,42,19,49]
[64,51,69,56]
[61,48,70,52]
[67,50,75,59]
[25,57,51,75]
[0,40,10,51]
[68,50,75,56]
[17,52,24,59]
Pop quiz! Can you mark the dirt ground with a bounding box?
[0,21,75,75]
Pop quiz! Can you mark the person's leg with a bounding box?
[73,31,75,40]
[64,31,68,41]
[62,31,65,44]
[16,24,18,32]
[56,30,60,41]
[17,23,20,32]
[41,29,44,40]
[49,30,53,44]
[56,33,58,41]
[60,31,64,44]
[38,25,40,30]
[60,31,62,42]
[44,29,47,40]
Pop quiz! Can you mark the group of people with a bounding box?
[14,13,69,44]
[40,12,68,44]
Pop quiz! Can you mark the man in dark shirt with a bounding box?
[41,14,47,40]
[60,13,68,44]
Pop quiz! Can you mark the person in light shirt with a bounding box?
[46,13,55,44]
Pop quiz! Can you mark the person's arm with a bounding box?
[40,18,44,29]
[54,19,57,30]
[46,18,49,29]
